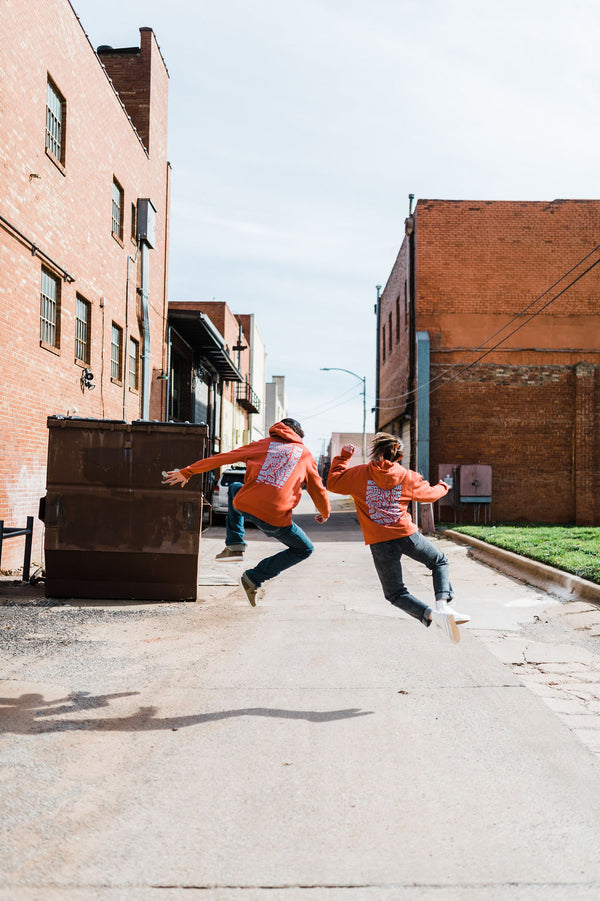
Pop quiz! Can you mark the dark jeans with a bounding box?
[370,532,452,626]
[225,482,246,547]
[226,483,313,586]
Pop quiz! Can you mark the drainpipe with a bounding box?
[416,331,430,480]
[137,199,157,420]
[140,241,151,419]
[374,285,382,432]
[124,247,138,421]
[405,194,416,469]
[165,324,172,420]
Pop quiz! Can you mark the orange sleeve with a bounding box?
[327,450,364,496]
[402,470,449,502]
[179,445,255,480]
[304,455,331,518]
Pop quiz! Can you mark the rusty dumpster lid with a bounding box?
[47,417,208,434]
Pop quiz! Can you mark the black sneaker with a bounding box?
[239,572,258,607]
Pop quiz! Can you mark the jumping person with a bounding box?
[164,419,330,606]
[327,433,469,643]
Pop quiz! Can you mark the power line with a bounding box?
[373,241,600,410]
[299,388,363,422]
[296,382,360,419]
[429,253,600,395]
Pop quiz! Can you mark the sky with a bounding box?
[72,0,600,458]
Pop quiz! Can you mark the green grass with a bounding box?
[446,525,600,585]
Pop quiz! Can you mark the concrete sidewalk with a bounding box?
[2,495,600,899]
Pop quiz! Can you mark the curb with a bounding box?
[442,529,600,606]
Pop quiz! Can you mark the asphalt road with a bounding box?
[2,494,600,900]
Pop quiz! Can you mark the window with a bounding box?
[396,296,401,343]
[111,323,123,382]
[45,77,65,165]
[128,336,139,390]
[382,324,386,362]
[75,295,91,363]
[112,178,124,240]
[40,267,60,348]
[388,312,392,353]
[131,202,137,242]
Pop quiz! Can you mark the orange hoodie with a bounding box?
[327,447,448,544]
[180,422,331,527]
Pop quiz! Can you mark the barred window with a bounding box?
[75,295,91,363]
[46,78,65,164]
[112,178,124,240]
[128,336,139,390]
[40,267,60,348]
[111,323,123,382]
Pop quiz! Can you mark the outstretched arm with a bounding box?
[327,444,362,495]
[304,457,331,523]
[163,445,255,488]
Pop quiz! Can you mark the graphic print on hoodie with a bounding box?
[366,480,403,525]
[256,442,303,488]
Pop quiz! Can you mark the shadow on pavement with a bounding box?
[0,690,373,734]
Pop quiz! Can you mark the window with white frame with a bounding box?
[128,336,140,390]
[112,178,124,240]
[111,322,123,382]
[45,77,65,165]
[75,295,91,363]
[40,267,60,348]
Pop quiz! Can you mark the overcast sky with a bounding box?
[73,0,600,457]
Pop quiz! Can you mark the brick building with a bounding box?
[0,0,170,568]
[376,199,600,525]
[167,301,265,454]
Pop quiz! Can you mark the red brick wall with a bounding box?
[377,200,600,524]
[0,1,170,569]
[377,242,411,429]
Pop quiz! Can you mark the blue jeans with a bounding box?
[370,532,452,626]
[225,482,246,547]
[226,483,313,586]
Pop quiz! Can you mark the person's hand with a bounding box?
[342,444,355,455]
[162,469,189,487]
[314,513,329,524]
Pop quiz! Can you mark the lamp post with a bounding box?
[320,367,367,463]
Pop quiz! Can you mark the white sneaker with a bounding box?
[436,599,470,625]
[431,610,460,644]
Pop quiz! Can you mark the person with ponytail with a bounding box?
[327,432,469,643]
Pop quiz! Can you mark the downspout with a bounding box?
[374,285,382,432]
[140,240,151,420]
[162,163,171,421]
[416,332,430,479]
[405,195,416,471]
[124,246,139,421]
[137,198,157,420]
[165,324,172,420]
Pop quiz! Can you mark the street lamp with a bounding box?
[320,367,367,463]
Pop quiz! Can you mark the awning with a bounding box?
[168,309,243,382]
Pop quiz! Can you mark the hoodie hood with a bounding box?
[269,422,304,444]
[367,458,406,489]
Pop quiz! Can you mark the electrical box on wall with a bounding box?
[459,464,492,503]
[137,198,157,248]
[438,463,458,507]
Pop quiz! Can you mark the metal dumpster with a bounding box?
[43,417,208,600]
